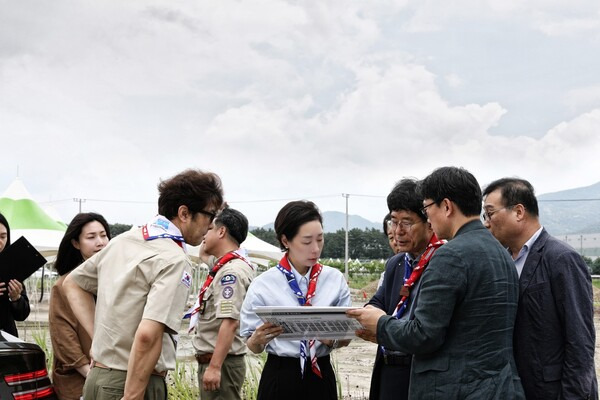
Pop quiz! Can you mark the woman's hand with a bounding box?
[7,279,23,302]
[247,322,284,353]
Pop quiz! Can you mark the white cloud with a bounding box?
[1,1,599,227]
[565,85,600,112]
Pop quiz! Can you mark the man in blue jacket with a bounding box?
[483,177,597,399]
[363,179,439,400]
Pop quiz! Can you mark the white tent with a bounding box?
[240,232,283,266]
[0,178,66,257]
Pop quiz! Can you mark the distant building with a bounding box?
[560,233,600,260]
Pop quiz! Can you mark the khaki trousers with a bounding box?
[83,366,167,400]
[197,354,246,400]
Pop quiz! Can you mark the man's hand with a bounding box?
[0,281,6,297]
[355,329,378,343]
[122,319,165,400]
[202,365,221,392]
[346,305,386,338]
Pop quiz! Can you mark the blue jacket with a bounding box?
[514,229,597,399]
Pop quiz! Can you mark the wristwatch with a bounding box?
[9,295,21,302]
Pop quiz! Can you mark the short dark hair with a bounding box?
[274,200,322,250]
[214,207,248,246]
[387,178,427,222]
[54,213,111,276]
[0,212,11,247]
[418,166,482,217]
[383,213,392,236]
[483,178,539,217]
[158,169,224,220]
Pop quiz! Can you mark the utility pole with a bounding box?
[342,193,349,281]
[73,198,86,213]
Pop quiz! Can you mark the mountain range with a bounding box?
[258,181,600,235]
[260,211,380,233]
[537,180,600,235]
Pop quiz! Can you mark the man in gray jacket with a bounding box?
[349,167,524,399]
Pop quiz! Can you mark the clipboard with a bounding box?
[0,236,47,284]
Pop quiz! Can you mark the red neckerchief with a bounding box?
[277,255,322,306]
[190,251,251,319]
[393,233,444,317]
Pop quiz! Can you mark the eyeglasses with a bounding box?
[481,206,511,222]
[420,201,436,217]
[198,209,217,223]
[388,219,422,232]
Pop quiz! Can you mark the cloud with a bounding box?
[565,85,600,112]
[1,1,599,227]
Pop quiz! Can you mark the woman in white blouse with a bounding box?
[240,200,351,400]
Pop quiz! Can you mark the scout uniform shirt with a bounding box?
[192,258,255,355]
[70,227,193,373]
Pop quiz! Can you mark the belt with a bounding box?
[382,353,411,366]
[91,360,167,377]
[195,353,245,365]
[195,353,213,364]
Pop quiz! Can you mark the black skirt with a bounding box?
[257,353,337,400]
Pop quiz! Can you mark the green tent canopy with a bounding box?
[0,178,66,256]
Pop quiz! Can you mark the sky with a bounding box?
[2,1,600,228]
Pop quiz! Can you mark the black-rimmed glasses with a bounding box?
[198,210,217,223]
[420,201,436,217]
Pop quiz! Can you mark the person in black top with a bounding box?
[0,212,30,337]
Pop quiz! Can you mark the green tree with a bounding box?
[250,228,279,247]
[109,223,133,238]
[592,257,600,275]
[321,230,345,258]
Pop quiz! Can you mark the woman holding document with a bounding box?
[240,200,351,400]
[0,212,30,338]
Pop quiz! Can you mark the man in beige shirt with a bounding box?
[63,169,224,400]
[191,207,254,400]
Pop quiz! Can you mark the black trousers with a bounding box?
[257,354,337,400]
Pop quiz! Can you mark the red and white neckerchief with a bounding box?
[276,255,323,378]
[392,233,445,318]
[185,250,253,333]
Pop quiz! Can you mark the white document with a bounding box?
[254,306,362,340]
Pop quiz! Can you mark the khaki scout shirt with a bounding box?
[70,227,192,373]
[192,258,254,355]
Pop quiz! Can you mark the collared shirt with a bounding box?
[513,226,544,277]
[70,227,192,372]
[240,262,351,358]
[193,258,255,355]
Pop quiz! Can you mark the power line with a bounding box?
[230,194,341,204]
[538,198,600,202]
[37,195,600,206]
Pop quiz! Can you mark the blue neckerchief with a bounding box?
[276,264,307,306]
[394,254,413,319]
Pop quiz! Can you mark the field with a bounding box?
[16,281,600,399]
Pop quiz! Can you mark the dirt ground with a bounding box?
[18,285,600,400]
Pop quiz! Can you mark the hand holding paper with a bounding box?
[346,305,386,339]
